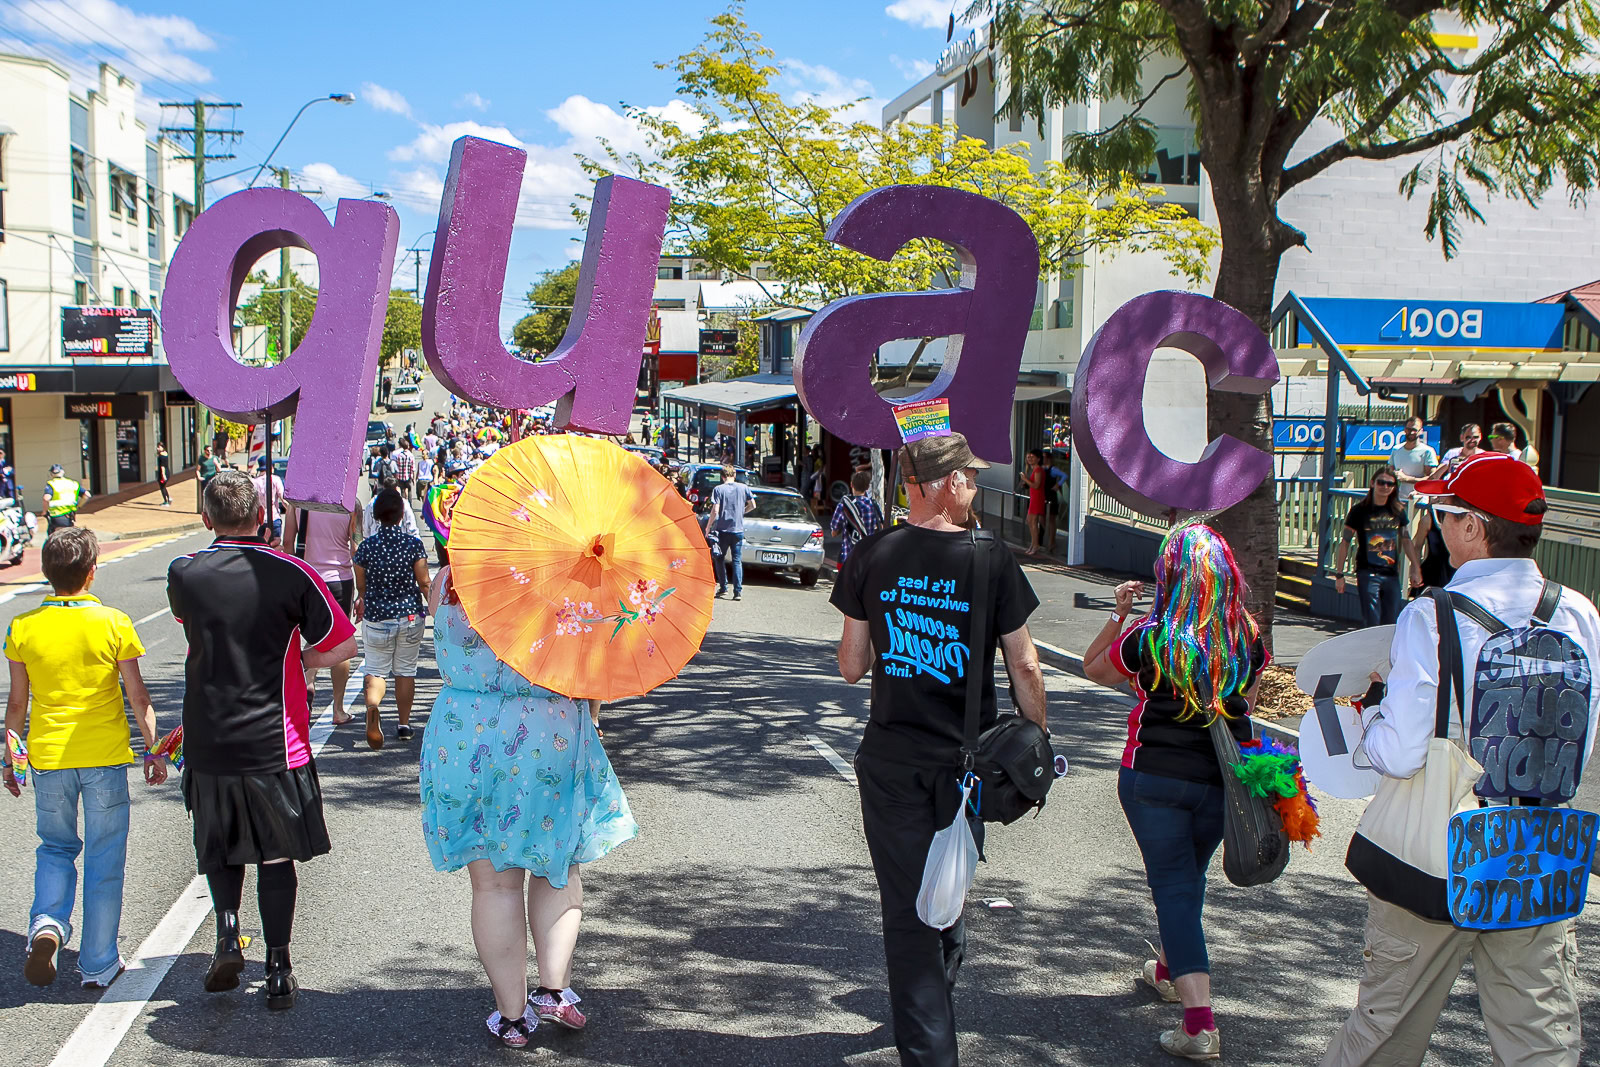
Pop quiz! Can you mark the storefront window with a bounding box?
[116,419,141,485]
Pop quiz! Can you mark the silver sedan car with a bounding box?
[729,487,825,587]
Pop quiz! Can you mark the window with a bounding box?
[70,149,87,204]
[74,280,88,304]
[0,137,6,245]
[0,279,8,352]
[108,168,137,219]
[130,290,140,308]
[112,286,124,307]
[173,196,194,237]
[657,266,682,280]
[146,183,158,229]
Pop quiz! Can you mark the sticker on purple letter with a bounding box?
[163,188,399,512]
[793,185,1037,462]
[422,136,669,434]
[1071,290,1279,517]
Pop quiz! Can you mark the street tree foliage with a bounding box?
[513,263,581,356]
[382,289,423,369]
[579,7,1219,315]
[237,270,317,362]
[983,0,1600,630]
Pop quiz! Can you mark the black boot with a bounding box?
[204,910,245,992]
[264,946,298,1010]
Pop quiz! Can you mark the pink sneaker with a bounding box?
[530,988,586,1030]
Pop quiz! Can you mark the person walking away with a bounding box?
[362,476,422,540]
[167,472,357,1010]
[0,447,17,500]
[1334,468,1424,625]
[42,465,87,535]
[3,527,166,988]
[285,506,362,725]
[416,447,435,502]
[1388,416,1438,514]
[421,566,637,1046]
[155,443,171,506]
[831,432,1047,1067]
[1082,523,1266,1060]
[392,443,417,501]
[707,465,755,600]
[367,445,386,497]
[1020,449,1046,557]
[1042,450,1066,554]
[829,471,884,576]
[1323,453,1600,1066]
[353,489,430,749]
[252,457,286,546]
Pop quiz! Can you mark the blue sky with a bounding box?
[0,0,968,331]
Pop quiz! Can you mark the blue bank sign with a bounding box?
[1274,419,1443,458]
[1296,297,1566,350]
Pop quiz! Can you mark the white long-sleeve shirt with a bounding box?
[1364,557,1600,789]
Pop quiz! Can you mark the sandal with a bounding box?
[485,1008,538,1048]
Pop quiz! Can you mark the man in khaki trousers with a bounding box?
[1323,456,1597,1066]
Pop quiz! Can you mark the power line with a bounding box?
[0,0,214,104]
[159,100,243,214]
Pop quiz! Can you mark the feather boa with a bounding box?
[1236,736,1320,847]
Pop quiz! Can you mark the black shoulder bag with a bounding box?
[1208,653,1291,886]
[963,529,1056,824]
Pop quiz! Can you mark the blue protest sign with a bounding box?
[1344,424,1444,462]
[1448,807,1598,930]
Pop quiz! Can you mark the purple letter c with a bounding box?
[1071,290,1279,516]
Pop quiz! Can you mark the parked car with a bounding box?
[683,462,757,513]
[387,384,424,412]
[732,487,824,587]
[623,443,664,464]
[367,420,390,448]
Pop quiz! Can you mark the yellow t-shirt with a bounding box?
[4,595,144,770]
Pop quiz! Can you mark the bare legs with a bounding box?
[467,861,585,1016]
[363,675,386,749]
[1157,948,1213,1010]
[327,661,353,724]
[1027,513,1043,555]
[395,677,415,727]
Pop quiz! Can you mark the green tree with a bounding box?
[236,270,317,363]
[381,289,423,370]
[580,7,1218,385]
[513,263,581,356]
[986,0,1600,628]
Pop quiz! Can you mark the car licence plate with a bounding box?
[760,551,789,564]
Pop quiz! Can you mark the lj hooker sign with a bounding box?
[162,135,1279,519]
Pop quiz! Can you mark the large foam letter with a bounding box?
[793,185,1038,462]
[422,136,669,433]
[164,188,399,512]
[1071,290,1278,516]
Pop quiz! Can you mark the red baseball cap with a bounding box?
[1415,453,1546,525]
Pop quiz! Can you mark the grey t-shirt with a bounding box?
[1389,441,1439,501]
[709,481,754,534]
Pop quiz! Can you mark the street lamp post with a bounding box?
[248,92,355,189]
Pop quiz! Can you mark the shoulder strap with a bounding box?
[1448,592,1509,635]
[293,509,309,559]
[963,529,996,767]
[1534,580,1563,624]
[1428,587,1466,739]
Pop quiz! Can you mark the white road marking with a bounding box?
[48,660,364,1067]
[0,581,45,606]
[133,607,170,627]
[804,734,857,785]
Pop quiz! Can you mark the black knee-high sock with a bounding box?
[257,862,298,948]
[206,865,245,921]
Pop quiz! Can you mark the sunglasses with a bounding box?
[1373,480,1397,488]
[1432,502,1483,521]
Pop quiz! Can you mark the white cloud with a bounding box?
[389,120,525,163]
[458,91,491,112]
[782,59,884,124]
[298,162,373,201]
[885,0,953,30]
[891,54,935,81]
[1,0,216,83]
[361,82,412,118]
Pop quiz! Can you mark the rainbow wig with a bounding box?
[1139,522,1260,722]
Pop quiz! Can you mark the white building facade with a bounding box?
[0,54,205,502]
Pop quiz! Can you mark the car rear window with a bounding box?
[750,494,814,522]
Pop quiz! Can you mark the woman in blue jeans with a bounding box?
[1333,467,1422,624]
[1084,523,1266,1061]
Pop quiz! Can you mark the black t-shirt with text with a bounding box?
[1344,501,1406,576]
[830,525,1039,767]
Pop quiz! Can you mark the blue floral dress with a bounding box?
[419,601,637,884]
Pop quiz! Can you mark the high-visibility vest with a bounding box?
[46,478,81,516]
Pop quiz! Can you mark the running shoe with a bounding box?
[396,724,414,741]
[1159,1026,1221,1060]
[530,988,586,1030]
[1140,959,1180,1002]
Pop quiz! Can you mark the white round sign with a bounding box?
[1294,626,1396,800]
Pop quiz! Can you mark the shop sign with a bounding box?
[1344,423,1443,461]
[1296,297,1565,350]
[716,410,737,437]
[0,373,36,392]
[62,307,158,358]
[65,394,146,419]
[699,329,738,357]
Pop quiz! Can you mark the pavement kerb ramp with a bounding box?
[91,520,207,542]
[825,557,1301,747]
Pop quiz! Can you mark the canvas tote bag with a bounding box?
[1345,587,1484,922]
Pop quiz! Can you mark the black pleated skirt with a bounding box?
[182,762,332,874]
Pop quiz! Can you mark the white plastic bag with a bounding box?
[916,779,979,930]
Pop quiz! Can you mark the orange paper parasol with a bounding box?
[447,435,715,701]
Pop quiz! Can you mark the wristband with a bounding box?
[1108,612,1124,625]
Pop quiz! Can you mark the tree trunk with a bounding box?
[1206,199,1287,648]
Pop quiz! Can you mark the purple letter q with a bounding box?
[422,136,669,434]
[1071,290,1279,517]
[163,188,399,512]
[793,185,1038,462]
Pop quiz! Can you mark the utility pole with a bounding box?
[159,100,242,214]
[274,167,293,365]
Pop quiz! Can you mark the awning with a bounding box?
[659,375,799,413]
[1012,385,1071,403]
[1275,347,1600,384]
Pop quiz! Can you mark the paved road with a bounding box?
[1,524,1596,1065]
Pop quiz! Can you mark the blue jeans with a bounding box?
[1117,766,1224,979]
[1357,571,1402,626]
[711,530,744,594]
[32,765,130,982]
